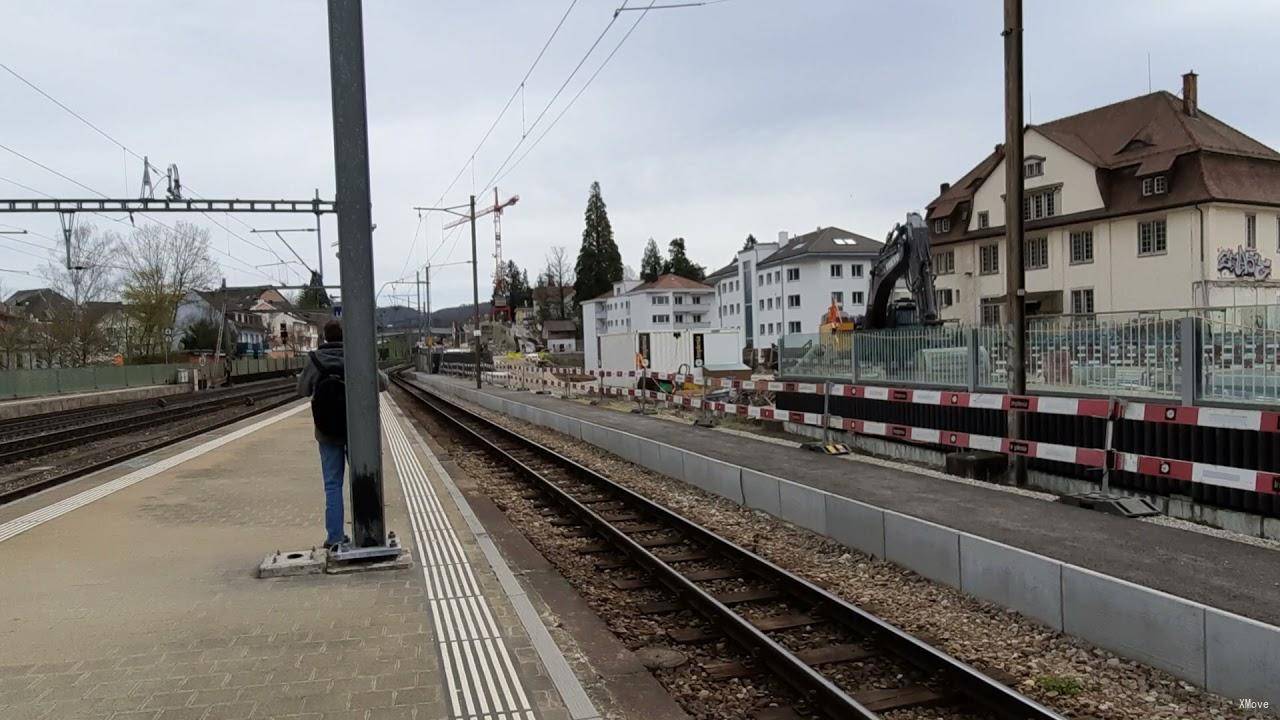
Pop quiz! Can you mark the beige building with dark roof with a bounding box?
[926,73,1280,324]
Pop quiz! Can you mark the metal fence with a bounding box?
[780,304,1280,406]
[0,363,187,400]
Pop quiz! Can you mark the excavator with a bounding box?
[817,211,941,337]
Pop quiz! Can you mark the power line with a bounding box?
[0,61,148,164]
[492,1,657,191]
[473,5,629,197]
[0,142,109,197]
[405,0,581,282]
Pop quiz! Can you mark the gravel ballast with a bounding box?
[422,387,1274,720]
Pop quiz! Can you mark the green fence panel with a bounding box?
[96,365,128,389]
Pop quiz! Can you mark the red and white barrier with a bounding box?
[466,365,1280,496]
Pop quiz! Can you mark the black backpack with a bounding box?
[310,352,347,441]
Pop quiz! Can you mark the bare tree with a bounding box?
[120,221,219,361]
[543,246,575,321]
[40,223,120,366]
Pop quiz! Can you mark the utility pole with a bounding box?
[328,0,386,548]
[415,269,422,347]
[425,265,431,347]
[1003,0,1027,485]
[470,194,481,389]
[315,188,325,282]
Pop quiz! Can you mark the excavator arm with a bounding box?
[861,212,940,329]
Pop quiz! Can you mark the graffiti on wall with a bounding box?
[1217,246,1273,280]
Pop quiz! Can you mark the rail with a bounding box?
[392,373,1064,720]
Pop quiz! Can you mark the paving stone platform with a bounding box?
[0,396,590,720]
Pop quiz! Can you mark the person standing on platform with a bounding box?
[296,319,385,551]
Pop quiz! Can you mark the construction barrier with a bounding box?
[458,364,1280,499]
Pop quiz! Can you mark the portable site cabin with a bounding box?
[596,329,746,387]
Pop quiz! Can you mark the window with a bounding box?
[787,294,801,308]
[934,217,951,234]
[830,264,843,278]
[831,291,844,307]
[934,250,955,275]
[977,211,990,229]
[980,244,1000,275]
[1024,157,1044,178]
[786,267,799,281]
[692,314,703,322]
[980,300,1002,326]
[674,313,685,323]
[774,271,781,282]
[766,298,773,310]
[652,295,669,305]
[936,288,955,308]
[1024,236,1048,270]
[788,321,802,333]
[759,299,765,310]
[1154,175,1167,194]
[1143,175,1169,196]
[1070,230,1094,264]
[692,296,702,305]
[1138,219,1167,256]
[851,263,863,278]
[1246,213,1257,249]
[850,291,865,305]
[766,273,773,285]
[674,295,684,305]
[1070,288,1095,315]
[652,314,670,323]
[1023,188,1057,220]
[759,324,765,335]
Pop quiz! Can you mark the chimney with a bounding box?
[1182,71,1198,117]
[777,230,788,244]
[939,182,951,195]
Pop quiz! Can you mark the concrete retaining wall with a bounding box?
[419,375,1280,708]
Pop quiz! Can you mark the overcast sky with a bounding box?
[3,1,1278,309]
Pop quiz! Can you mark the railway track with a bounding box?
[1,380,299,504]
[392,375,1064,720]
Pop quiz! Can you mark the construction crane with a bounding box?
[443,188,519,320]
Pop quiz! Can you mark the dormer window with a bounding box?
[1142,175,1169,196]
[1024,157,1045,178]
[933,218,951,234]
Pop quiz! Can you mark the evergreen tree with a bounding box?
[297,271,332,310]
[505,261,532,309]
[662,238,706,281]
[742,233,757,251]
[639,238,663,282]
[573,181,622,304]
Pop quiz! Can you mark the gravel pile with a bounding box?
[448,393,1270,720]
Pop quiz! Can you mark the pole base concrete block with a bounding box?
[257,548,326,578]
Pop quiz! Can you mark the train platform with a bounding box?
[0,394,616,720]
[416,373,1280,627]
[0,384,189,420]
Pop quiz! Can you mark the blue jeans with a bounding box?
[318,442,347,545]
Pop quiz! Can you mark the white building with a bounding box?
[708,229,883,361]
[582,274,716,370]
[926,73,1280,324]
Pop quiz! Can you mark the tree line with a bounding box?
[1,220,220,368]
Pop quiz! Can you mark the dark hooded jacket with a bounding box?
[296,341,387,445]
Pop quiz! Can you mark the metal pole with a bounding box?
[416,269,422,348]
[327,0,385,547]
[470,195,481,389]
[1003,0,1027,485]
[425,265,432,347]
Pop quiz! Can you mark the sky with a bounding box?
[3,0,1279,310]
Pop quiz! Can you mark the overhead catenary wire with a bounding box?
[406,0,580,281]
[492,0,658,191]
